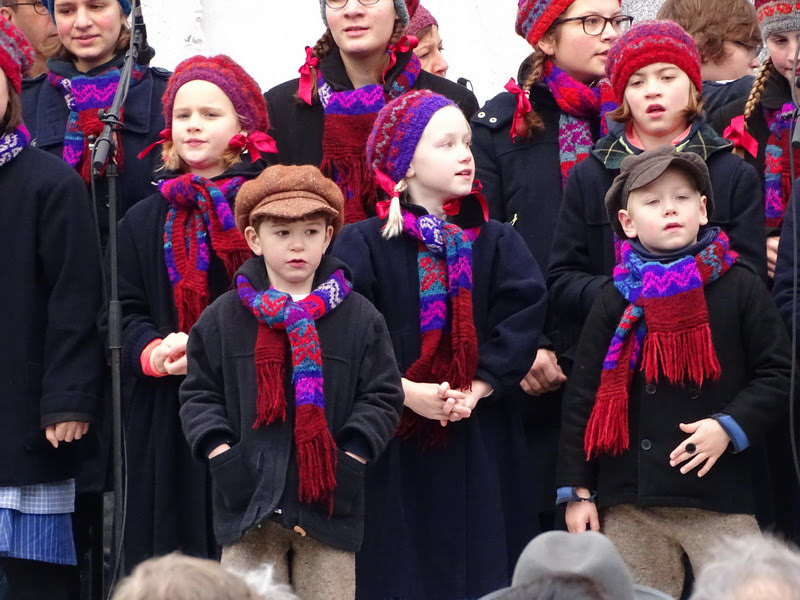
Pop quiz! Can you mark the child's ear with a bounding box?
[618,208,637,239]
[405,165,415,179]
[698,195,709,226]
[244,225,264,256]
[322,225,334,252]
[536,32,557,58]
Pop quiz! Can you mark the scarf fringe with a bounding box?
[584,346,634,459]
[253,326,287,428]
[443,293,479,390]
[295,403,338,508]
[174,284,210,334]
[320,153,374,224]
[641,325,721,386]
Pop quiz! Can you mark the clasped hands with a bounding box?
[402,378,492,427]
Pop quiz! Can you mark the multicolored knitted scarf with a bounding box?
[396,209,480,445]
[763,102,800,229]
[236,269,352,507]
[543,61,617,186]
[48,62,148,183]
[0,125,29,168]
[318,52,421,224]
[159,174,250,332]
[584,230,737,458]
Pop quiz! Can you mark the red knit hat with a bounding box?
[516,0,575,47]
[605,20,702,104]
[0,17,33,94]
[162,55,268,134]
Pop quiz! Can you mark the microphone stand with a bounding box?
[91,0,147,591]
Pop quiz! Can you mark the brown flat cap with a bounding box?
[605,146,714,239]
[234,164,344,234]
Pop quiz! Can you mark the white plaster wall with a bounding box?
[139,0,532,105]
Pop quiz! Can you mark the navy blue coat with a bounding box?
[116,159,265,569]
[21,55,169,247]
[0,146,104,486]
[332,200,547,600]
[547,120,766,362]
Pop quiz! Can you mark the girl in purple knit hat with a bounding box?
[116,54,276,572]
[333,89,547,599]
[265,0,478,226]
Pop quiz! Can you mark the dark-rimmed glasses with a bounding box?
[325,0,382,9]
[552,14,633,36]
[6,1,49,15]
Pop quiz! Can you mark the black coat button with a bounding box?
[641,439,652,451]
[645,383,657,395]
[688,388,699,400]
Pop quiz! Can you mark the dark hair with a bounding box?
[1,78,23,134]
[489,575,612,600]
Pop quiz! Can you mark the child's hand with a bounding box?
[151,332,189,376]
[565,489,600,533]
[45,421,90,449]
[452,380,493,418]
[766,235,780,279]
[345,451,367,464]
[669,418,731,477]
[520,349,567,396]
[207,443,231,460]
[402,379,468,425]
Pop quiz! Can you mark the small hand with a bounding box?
[45,421,90,449]
[767,235,780,279]
[207,443,231,460]
[402,379,467,425]
[520,349,567,396]
[565,488,600,533]
[345,451,367,464]
[449,380,493,423]
[151,332,189,376]
[669,419,731,477]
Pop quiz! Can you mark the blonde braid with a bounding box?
[520,50,547,137]
[381,180,409,239]
[732,58,772,158]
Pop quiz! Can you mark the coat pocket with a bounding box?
[209,444,255,510]
[331,449,366,518]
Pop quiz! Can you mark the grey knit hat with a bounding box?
[755,0,800,38]
[320,0,414,28]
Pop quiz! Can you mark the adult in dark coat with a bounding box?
[547,120,766,361]
[332,199,547,600]
[179,255,404,552]
[116,156,265,571]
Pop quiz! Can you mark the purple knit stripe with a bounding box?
[207,177,242,231]
[195,220,210,272]
[325,84,385,115]
[0,126,30,168]
[71,74,122,108]
[519,1,551,37]
[640,260,702,298]
[419,292,447,333]
[163,210,182,285]
[293,375,325,408]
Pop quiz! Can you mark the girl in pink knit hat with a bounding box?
[116,54,276,572]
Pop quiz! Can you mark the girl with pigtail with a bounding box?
[713,0,800,280]
[332,89,547,599]
[265,0,477,225]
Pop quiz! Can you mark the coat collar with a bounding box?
[235,254,352,294]
[592,119,731,170]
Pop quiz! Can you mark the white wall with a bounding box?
[139,0,532,105]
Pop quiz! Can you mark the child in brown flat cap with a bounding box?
[179,164,404,600]
[557,147,791,597]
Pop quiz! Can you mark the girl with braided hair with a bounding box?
[116,55,276,571]
[713,0,800,280]
[264,0,477,225]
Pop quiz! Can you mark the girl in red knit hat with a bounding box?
[264,0,478,226]
[116,54,276,572]
[333,89,547,600]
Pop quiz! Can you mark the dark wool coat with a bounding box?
[557,262,791,514]
[116,159,264,570]
[0,146,104,486]
[21,55,169,247]
[179,256,404,552]
[264,47,479,169]
[775,188,800,338]
[547,120,767,362]
[702,76,754,122]
[331,200,547,600]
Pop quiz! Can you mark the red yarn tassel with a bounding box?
[295,403,338,507]
[173,282,210,333]
[252,326,287,428]
[641,325,721,386]
[444,291,479,391]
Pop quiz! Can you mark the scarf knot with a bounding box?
[584,231,737,459]
[236,269,352,508]
[160,174,249,332]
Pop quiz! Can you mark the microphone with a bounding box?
[132,1,156,66]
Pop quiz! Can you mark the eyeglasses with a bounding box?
[552,14,634,36]
[7,1,49,16]
[325,0,381,9]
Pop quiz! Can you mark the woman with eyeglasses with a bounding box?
[0,0,57,77]
[21,0,168,249]
[264,0,478,225]
[470,0,628,561]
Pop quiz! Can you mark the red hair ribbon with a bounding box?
[137,128,172,160]
[722,115,758,159]
[442,179,489,223]
[504,78,531,143]
[228,131,278,161]
[375,169,398,219]
[383,35,418,83]
[298,46,320,106]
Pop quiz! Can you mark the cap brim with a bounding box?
[627,155,709,198]
[249,197,339,225]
